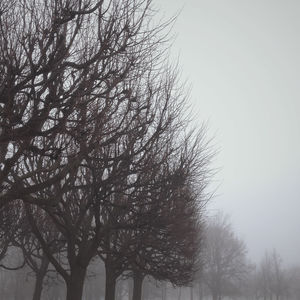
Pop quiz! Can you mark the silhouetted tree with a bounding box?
[0,2,213,300]
[129,171,204,300]
[0,0,170,207]
[0,0,176,298]
[98,128,211,300]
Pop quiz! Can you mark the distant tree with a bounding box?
[258,250,287,300]
[269,251,287,300]
[201,213,248,300]
[286,265,300,300]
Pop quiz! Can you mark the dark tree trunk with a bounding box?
[32,256,49,300]
[132,272,144,300]
[105,265,117,300]
[32,275,44,300]
[66,265,87,300]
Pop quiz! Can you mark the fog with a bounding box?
[157,0,300,266]
[1,0,300,299]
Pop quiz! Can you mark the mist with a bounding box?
[157,0,300,267]
[1,0,300,299]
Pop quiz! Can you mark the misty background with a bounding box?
[1,0,300,299]
[156,0,300,266]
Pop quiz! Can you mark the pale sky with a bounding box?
[156,0,300,266]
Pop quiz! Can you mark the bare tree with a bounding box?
[0,0,170,208]
[0,2,213,300]
[24,67,212,300]
[22,52,194,300]
[201,213,249,300]
[270,251,287,300]
[258,251,287,300]
[286,265,300,300]
[102,158,204,300]
[0,0,174,297]
[96,124,211,300]
[0,0,170,278]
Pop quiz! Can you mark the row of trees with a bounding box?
[2,212,300,300]
[0,0,212,300]
[123,213,298,300]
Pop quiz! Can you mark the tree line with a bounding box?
[189,214,300,300]
[0,1,212,300]
[1,212,300,300]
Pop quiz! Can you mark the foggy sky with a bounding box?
[156,0,300,266]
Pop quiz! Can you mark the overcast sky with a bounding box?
[156,0,300,266]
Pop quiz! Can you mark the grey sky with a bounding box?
[156,0,300,266]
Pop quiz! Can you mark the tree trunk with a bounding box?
[32,275,44,300]
[32,256,49,300]
[132,272,144,300]
[66,265,87,300]
[105,265,117,300]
